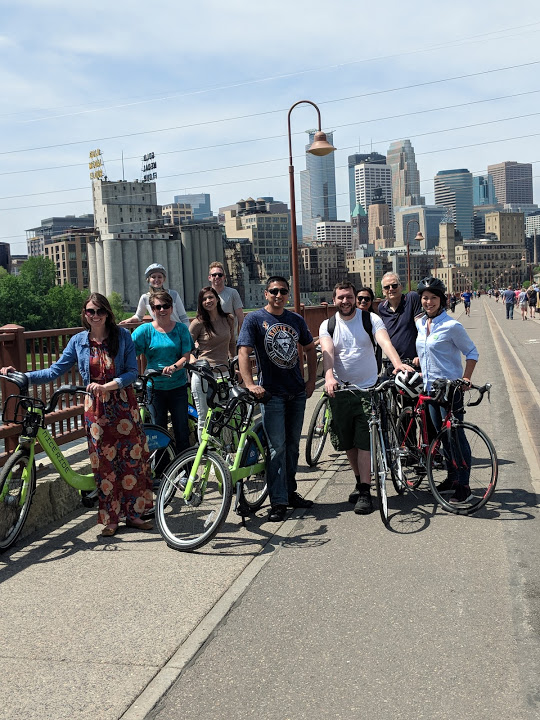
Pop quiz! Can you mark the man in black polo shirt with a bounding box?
[377,272,423,361]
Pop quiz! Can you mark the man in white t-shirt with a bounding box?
[208,261,244,333]
[319,282,412,514]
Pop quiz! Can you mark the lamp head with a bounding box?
[414,231,424,242]
[307,131,336,157]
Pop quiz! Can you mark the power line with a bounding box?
[1,60,538,157]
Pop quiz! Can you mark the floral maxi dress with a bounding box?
[85,339,152,526]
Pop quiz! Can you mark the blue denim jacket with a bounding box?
[27,327,138,389]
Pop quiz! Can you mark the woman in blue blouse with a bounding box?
[2,293,153,537]
[415,277,479,504]
[132,290,194,454]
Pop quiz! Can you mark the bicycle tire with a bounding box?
[305,396,329,467]
[156,447,233,551]
[386,416,405,495]
[373,430,389,527]
[141,423,176,519]
[395,408,425,489]
[0,449,36,552]
[239,422,269,511]
[427,422,498,515]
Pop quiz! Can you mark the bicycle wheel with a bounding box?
[395,408,425,489]
[373,429,389,527]
[0,449,36,552]
[305,396,330,467]
[141,423,176,519]
[386,416,405,495]
[427,422,498,515]
[156,447,233,551]
[239,422,269,511]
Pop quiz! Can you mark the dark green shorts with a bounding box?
[328,390,370,452]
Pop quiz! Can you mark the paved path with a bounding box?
[1,296,539,720]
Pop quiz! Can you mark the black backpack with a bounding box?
[327,310,383,372]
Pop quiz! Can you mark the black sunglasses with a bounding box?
[152,303,172,311]
[383,283,400,290]
[210,272,224,278]
[357,296,371,303]
[267,288,289,296]
[85,308,107,317]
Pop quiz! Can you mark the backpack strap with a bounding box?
[327,310,382,371]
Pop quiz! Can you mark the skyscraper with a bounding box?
[473,175,496,206]
[434,169,474,240]
[487,161,533,205]
[387,140,424,210]
[347,152,386,214]
[354,161,393,219]
[173,193,212,220]
[300,130,337,241]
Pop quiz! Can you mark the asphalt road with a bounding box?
[147,297,540,720]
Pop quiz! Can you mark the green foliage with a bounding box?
[0,256,88,330]
[108,291,126,322]
[375,280,383,299]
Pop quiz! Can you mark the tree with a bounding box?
[375,280,383,299]
[44,284,88,329]
[19,256,56,295]
[107,292,126,322]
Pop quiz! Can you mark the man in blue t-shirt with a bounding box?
[501,285,516,319]
[461,290,473,316]
[238,276,317,522]
[378,272,423,362]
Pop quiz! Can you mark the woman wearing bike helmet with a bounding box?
[415,277,479,503]
[121,263,189,326]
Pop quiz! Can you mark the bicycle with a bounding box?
[305,390,331,467]
[0,369,182,550]
[155,361,269,551]
[395,378,497,515]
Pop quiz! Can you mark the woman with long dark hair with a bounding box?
[1,293,153,536]
[189,286,235,439]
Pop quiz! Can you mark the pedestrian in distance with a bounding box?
[132,291,194,454]
[526,285,537,319]
[189,286,236,440]
[502,285,516,319]
[518,287,528,321]
[415,277,479,504]
[319,281,413,515]
[237,276,317,523]
[2,293,153,537]
[461,289,473,316]
[121,263,189,327]
[208,261,244,336]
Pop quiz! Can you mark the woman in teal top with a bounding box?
[132,290,194,453]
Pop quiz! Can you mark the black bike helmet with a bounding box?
[417,276,447,302]
[394,370,423,399]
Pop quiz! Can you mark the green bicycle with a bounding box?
[155,361,269,551]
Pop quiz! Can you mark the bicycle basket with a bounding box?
[2,395,44,425]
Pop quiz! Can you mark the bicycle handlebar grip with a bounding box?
[1,370,29,393]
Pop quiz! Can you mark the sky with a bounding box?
[1,0,540,253]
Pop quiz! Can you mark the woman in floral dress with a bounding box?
[2,293,153,537]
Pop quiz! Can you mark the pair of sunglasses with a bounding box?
[152,304,172,311]
[357,296,371,304]
[210,272,224,278]
[85,308,107,317]
[383,283,400,290]
[267,288,289,296]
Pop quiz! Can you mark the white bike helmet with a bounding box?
[395,370,423,399]
[145,263,167,279]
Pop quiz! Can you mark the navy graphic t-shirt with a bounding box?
[237,308,313,397]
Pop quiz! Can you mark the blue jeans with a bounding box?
[429,390,472,486]
[505,302,514,319]
[261,392,306,506]
[149,384,189,454]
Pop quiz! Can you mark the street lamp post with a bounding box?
[405,221,423,292]
[287,101,335,313]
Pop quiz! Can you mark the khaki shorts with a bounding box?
[328,389,371,452]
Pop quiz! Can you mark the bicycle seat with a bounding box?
[2,370,29,394]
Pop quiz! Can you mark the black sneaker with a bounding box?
[354,491,373,515]
[436,476,456,494]
[267,504,287,522]
[348,484,362,504]
[449,485,473,504]
[288,492,314,509]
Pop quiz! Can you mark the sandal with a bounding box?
[101,524,118,537]
[125,518,153,531]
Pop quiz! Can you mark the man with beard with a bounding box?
[319,282,412,514]
[238,276,317,522]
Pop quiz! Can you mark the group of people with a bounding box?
[1,261,479,532]
[493,284,539,320]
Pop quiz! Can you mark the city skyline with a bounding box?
[1,1,540,252]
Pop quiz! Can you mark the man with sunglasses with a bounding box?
[320,281,411,514]
[377,272,423,362]
[238,277,317,522]
[208,261,244,333]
